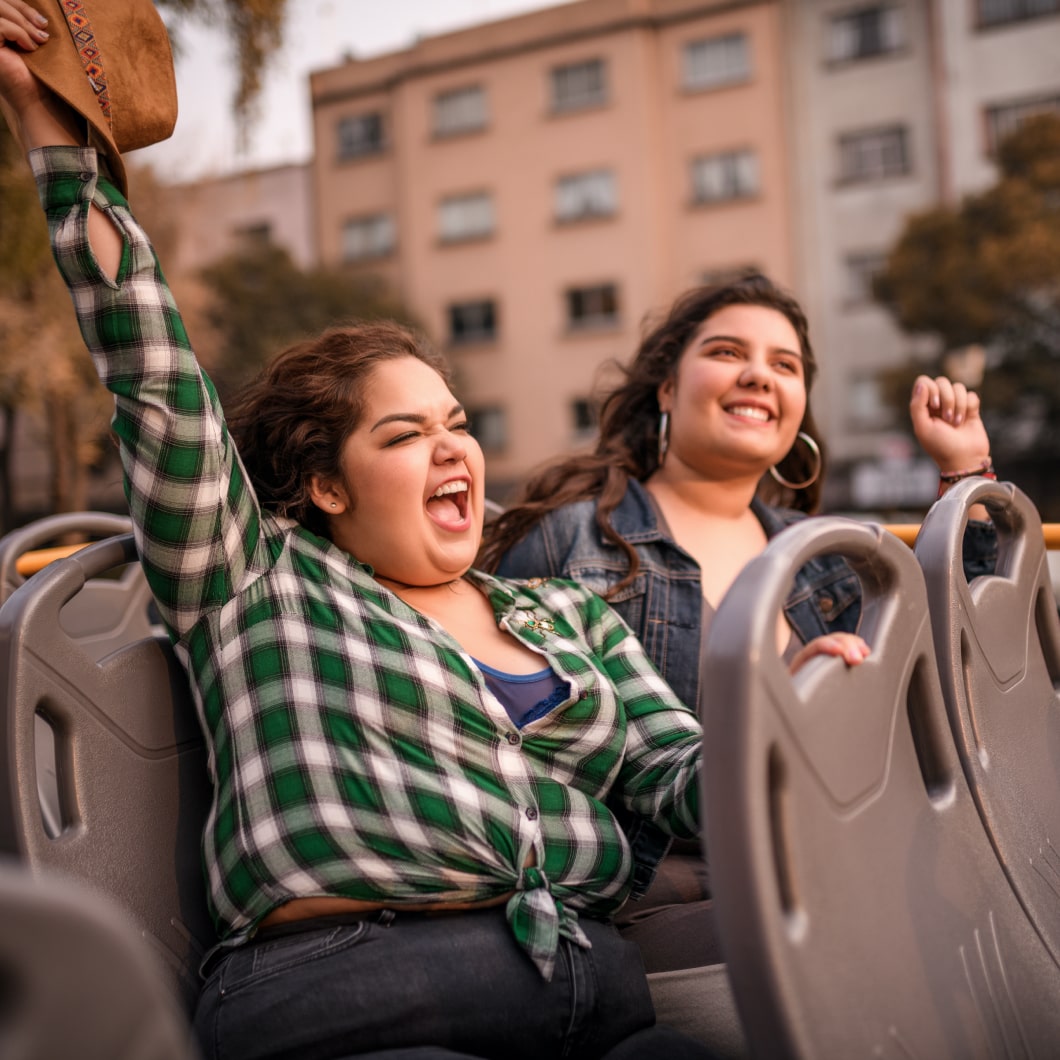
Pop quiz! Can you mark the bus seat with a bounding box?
[0,856,197,1059]
[0,532,215,1015]
[703,515,1060,1058]
[916,478,1060,967]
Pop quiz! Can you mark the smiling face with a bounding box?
[658,303,808,481]
[310,356,486,586]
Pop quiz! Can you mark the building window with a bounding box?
[985,94,1060,153]
[438,192,495,243]
[977,0,1059,28]
[234,221,272,250]
[691,149,760,204]
[827,6,905,63]
[448,299,498,345]
[844,251,888,303]
[555,169,617,222]
[682,33,750,91]
[337,113,385,160]
[433,85,488,138]
[341,214,395,262]
[550,59,608,113]
[469,406,508,453]
[565,283,619,329]
[571,397,598,438]
[838,126,909,182]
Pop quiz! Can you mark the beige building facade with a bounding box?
[785,0,1060,508]
[309,0,794,496]
[158,0,1059,512]
[169,162,315,276]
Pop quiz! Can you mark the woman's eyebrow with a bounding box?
[699,333,803,359]
[370,404,465,432]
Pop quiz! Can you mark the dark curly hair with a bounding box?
[479,273,825,589]
[226,322,450,538]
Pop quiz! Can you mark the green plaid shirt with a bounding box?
[34,147,701,979]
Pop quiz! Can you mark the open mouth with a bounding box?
[426,479,470,527]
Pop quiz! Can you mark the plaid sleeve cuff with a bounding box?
[29,145,125,212]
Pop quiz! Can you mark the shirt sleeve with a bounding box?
[580,590,702,839]
[31,146,264,638]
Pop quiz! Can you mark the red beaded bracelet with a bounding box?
[937,461,996,499]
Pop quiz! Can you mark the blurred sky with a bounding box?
[138,0,568,182]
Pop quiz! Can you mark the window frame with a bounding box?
[837,125,911,184]
[432,85,489,139]
[681,32,751,92]
[690,148,761,206]
[447,299,499,346]
[550,58,609,114]
[336,112,386,161]
[564,282,620,331]
[975,0,1060,30]
[340,213,396,263]
[554,168,618,224]
[826,4,906,65]
[437,191,496,245]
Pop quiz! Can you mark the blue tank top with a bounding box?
[473,660,570,728]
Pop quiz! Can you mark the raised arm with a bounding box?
[1,25,267,637]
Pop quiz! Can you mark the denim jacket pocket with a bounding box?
[785,567,862,639]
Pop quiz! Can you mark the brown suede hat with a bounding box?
[22,0,178,195]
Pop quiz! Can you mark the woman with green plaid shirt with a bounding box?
[0,16,867,1057]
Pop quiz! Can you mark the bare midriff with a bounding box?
[260,851,535,928]
[260,890,515,927]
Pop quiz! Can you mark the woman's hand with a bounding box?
[789,632,870,675]
[0,0,49,52]
[0,1,49,146]
[909,374,991,476]
[0,5,85,153]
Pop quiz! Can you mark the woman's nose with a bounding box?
[435,431,468,462]
[739,358,772,389]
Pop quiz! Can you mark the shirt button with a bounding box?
[818,595,835,613]
[525,807,538,821]
[506,732,521,746]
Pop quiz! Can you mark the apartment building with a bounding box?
[785,0,1060,508]
[309,0,793,496]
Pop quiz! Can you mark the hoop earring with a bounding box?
[769,431,821,490]
[657,411,670,467]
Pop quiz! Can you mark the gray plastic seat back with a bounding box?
[702,516,1060,1059]
[0,533,214,1014]
[915,479,1060,965]
[0,857,197,1059]
[0,512,158,661]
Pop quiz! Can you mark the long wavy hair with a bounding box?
[226,322,450,539]
[479,273,825,587]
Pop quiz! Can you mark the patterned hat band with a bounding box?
[61,0,112,131]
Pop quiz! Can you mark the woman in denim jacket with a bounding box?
[480,274,996,1044]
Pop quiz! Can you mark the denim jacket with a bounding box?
[496,477,998,895]
[495,479,862,713]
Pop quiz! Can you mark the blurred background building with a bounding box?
[164,0,1060,509]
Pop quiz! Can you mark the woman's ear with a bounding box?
[308,475,348,515]
[656,376,675,415]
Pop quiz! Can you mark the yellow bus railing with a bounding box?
[13,524,1060,580]
[884,524,1060,549]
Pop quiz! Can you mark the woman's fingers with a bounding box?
[789,633,870,675]
[0,0,49,50]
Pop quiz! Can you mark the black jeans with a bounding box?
[193,907,717,1060]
